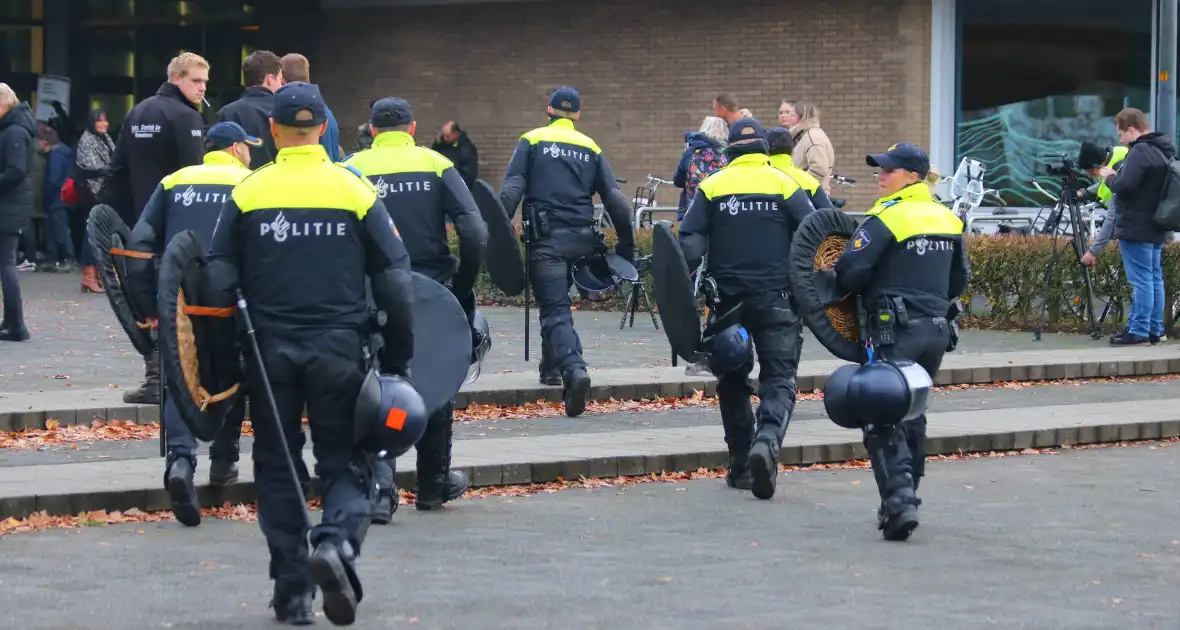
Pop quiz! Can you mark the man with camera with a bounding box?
[1092,108,1174,346]
[1077,140,1126,271]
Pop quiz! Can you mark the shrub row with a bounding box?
[449,228,1179,334]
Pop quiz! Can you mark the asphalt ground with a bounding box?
[0,444,1177,629]
[0,272,1112,393]
[0,376,1172,468]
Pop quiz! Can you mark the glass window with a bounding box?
[955,0,1154,206]
[84,0,134,21]
[0,0,38,20]
[86,29,134,77]
[0,25,39,74]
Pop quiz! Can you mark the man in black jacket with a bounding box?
[103,52,210,406]
[1099,107,1175,346]
[216,50,284,169]
[431,121,478,188]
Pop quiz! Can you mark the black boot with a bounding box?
[208,460,238,486]
[371,457,398,524]
[538,342,562,385]
[562,368,591,418]
[271,586,314,626]
[165,455,201,527]
[416,405,470,511]
[0,321,29,342]
[123,351,161,404]
[309,538,363,626]
[747,438,779,500]
[725,451,752,490]
[865,424,920,541]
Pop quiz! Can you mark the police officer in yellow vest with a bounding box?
[765,127,834,209]
[124,121,258,527]
[343,97,488,523]
[206,82,417,624]
[679,117,817,500]
[1078,140,1128,207]
[499,86,636,417]
[823,142,968,541]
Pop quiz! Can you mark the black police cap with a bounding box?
[270,81,327,128]
[866,142,930,179]
[370,97,414,128]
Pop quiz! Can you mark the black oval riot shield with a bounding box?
[471,180,526,296]
[157,230,244,442]
[788,208,864,363]
[408,272,472,416]
[88,204,156,357]
[650,222,703,363]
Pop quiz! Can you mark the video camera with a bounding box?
[1045,153,1078,179]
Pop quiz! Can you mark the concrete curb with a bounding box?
[2,354,1179,432]
[2,418,1177,520]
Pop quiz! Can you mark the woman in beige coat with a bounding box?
[778,100,836,193]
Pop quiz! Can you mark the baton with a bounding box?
[522,210,532,362]
[236,289,314,534]
[157,338,166,458]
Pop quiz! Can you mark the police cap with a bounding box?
[765,126,794,154]
[370,97,414,127]
[204,121,262,152]
[866,142,930,179]
[728,116,765,146]
[271,81,327,128]
[549,86,581,114]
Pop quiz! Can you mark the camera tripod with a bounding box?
[1030,178,1103,341]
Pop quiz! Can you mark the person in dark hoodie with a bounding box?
[216,50,283,169]
[0,83,35,342]
[103,52,210,405]
[673,116,728,220]
[38,126,76,273]
[1098,107,1176,346]
[431,121,479,188]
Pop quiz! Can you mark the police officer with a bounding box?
[766,127,834,209]
[343,97,488,522]
[825,142,968,541]
[124,121,259,527]
[679,117,816,500]
[499,86,635,417]
[206,82,416,625]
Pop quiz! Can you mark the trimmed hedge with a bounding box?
[449,228,1180,334]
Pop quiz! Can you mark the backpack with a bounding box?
[685,148,727,204]
[1153,149,1180,230]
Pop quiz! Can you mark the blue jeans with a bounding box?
[1119,240,1165,338]
[44,204,75,264]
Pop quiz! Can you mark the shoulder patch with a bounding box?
[880,199,900,209]
[342,163,365,179]
[851,227,871,251]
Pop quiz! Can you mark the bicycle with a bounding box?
[631,174,674,229]
[829,173,855,208]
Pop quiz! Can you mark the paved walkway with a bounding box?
[0,377,1175,519]
[2,445,1178,629]
[1,272,1136,393]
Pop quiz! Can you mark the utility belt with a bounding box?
[859,295,945,347]
[523,203,596,242]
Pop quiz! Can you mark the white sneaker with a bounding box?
[15,260,35,271]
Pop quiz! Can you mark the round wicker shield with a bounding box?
[788,209,864,363]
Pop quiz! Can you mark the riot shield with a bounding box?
[650,222,703,363]
[471,179,526,296]
[408,272,473,416]
[788,208,864,363]
[87,204,155,357]
[157,230,244,442]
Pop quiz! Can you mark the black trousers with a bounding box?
[373,400,455,491]
[716,290,804,455]
[863,317,950,496]
[529,227,597,377]
[0,233,23,326]
[247,328,372,593]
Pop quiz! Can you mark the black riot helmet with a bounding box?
[822,359,933,430]
[354,370,429,457]
[570,252,639,302]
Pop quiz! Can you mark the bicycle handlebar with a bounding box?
[646,174,674,186]
[831,174,856,186]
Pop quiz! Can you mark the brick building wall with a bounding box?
[317,0,931,212]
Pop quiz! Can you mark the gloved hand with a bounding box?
[452,287,477,325]
[813,268,845,305]
[383,362,411,379]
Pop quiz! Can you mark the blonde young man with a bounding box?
[104,52,211,407]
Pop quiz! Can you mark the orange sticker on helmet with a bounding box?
[385,407,407,431]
